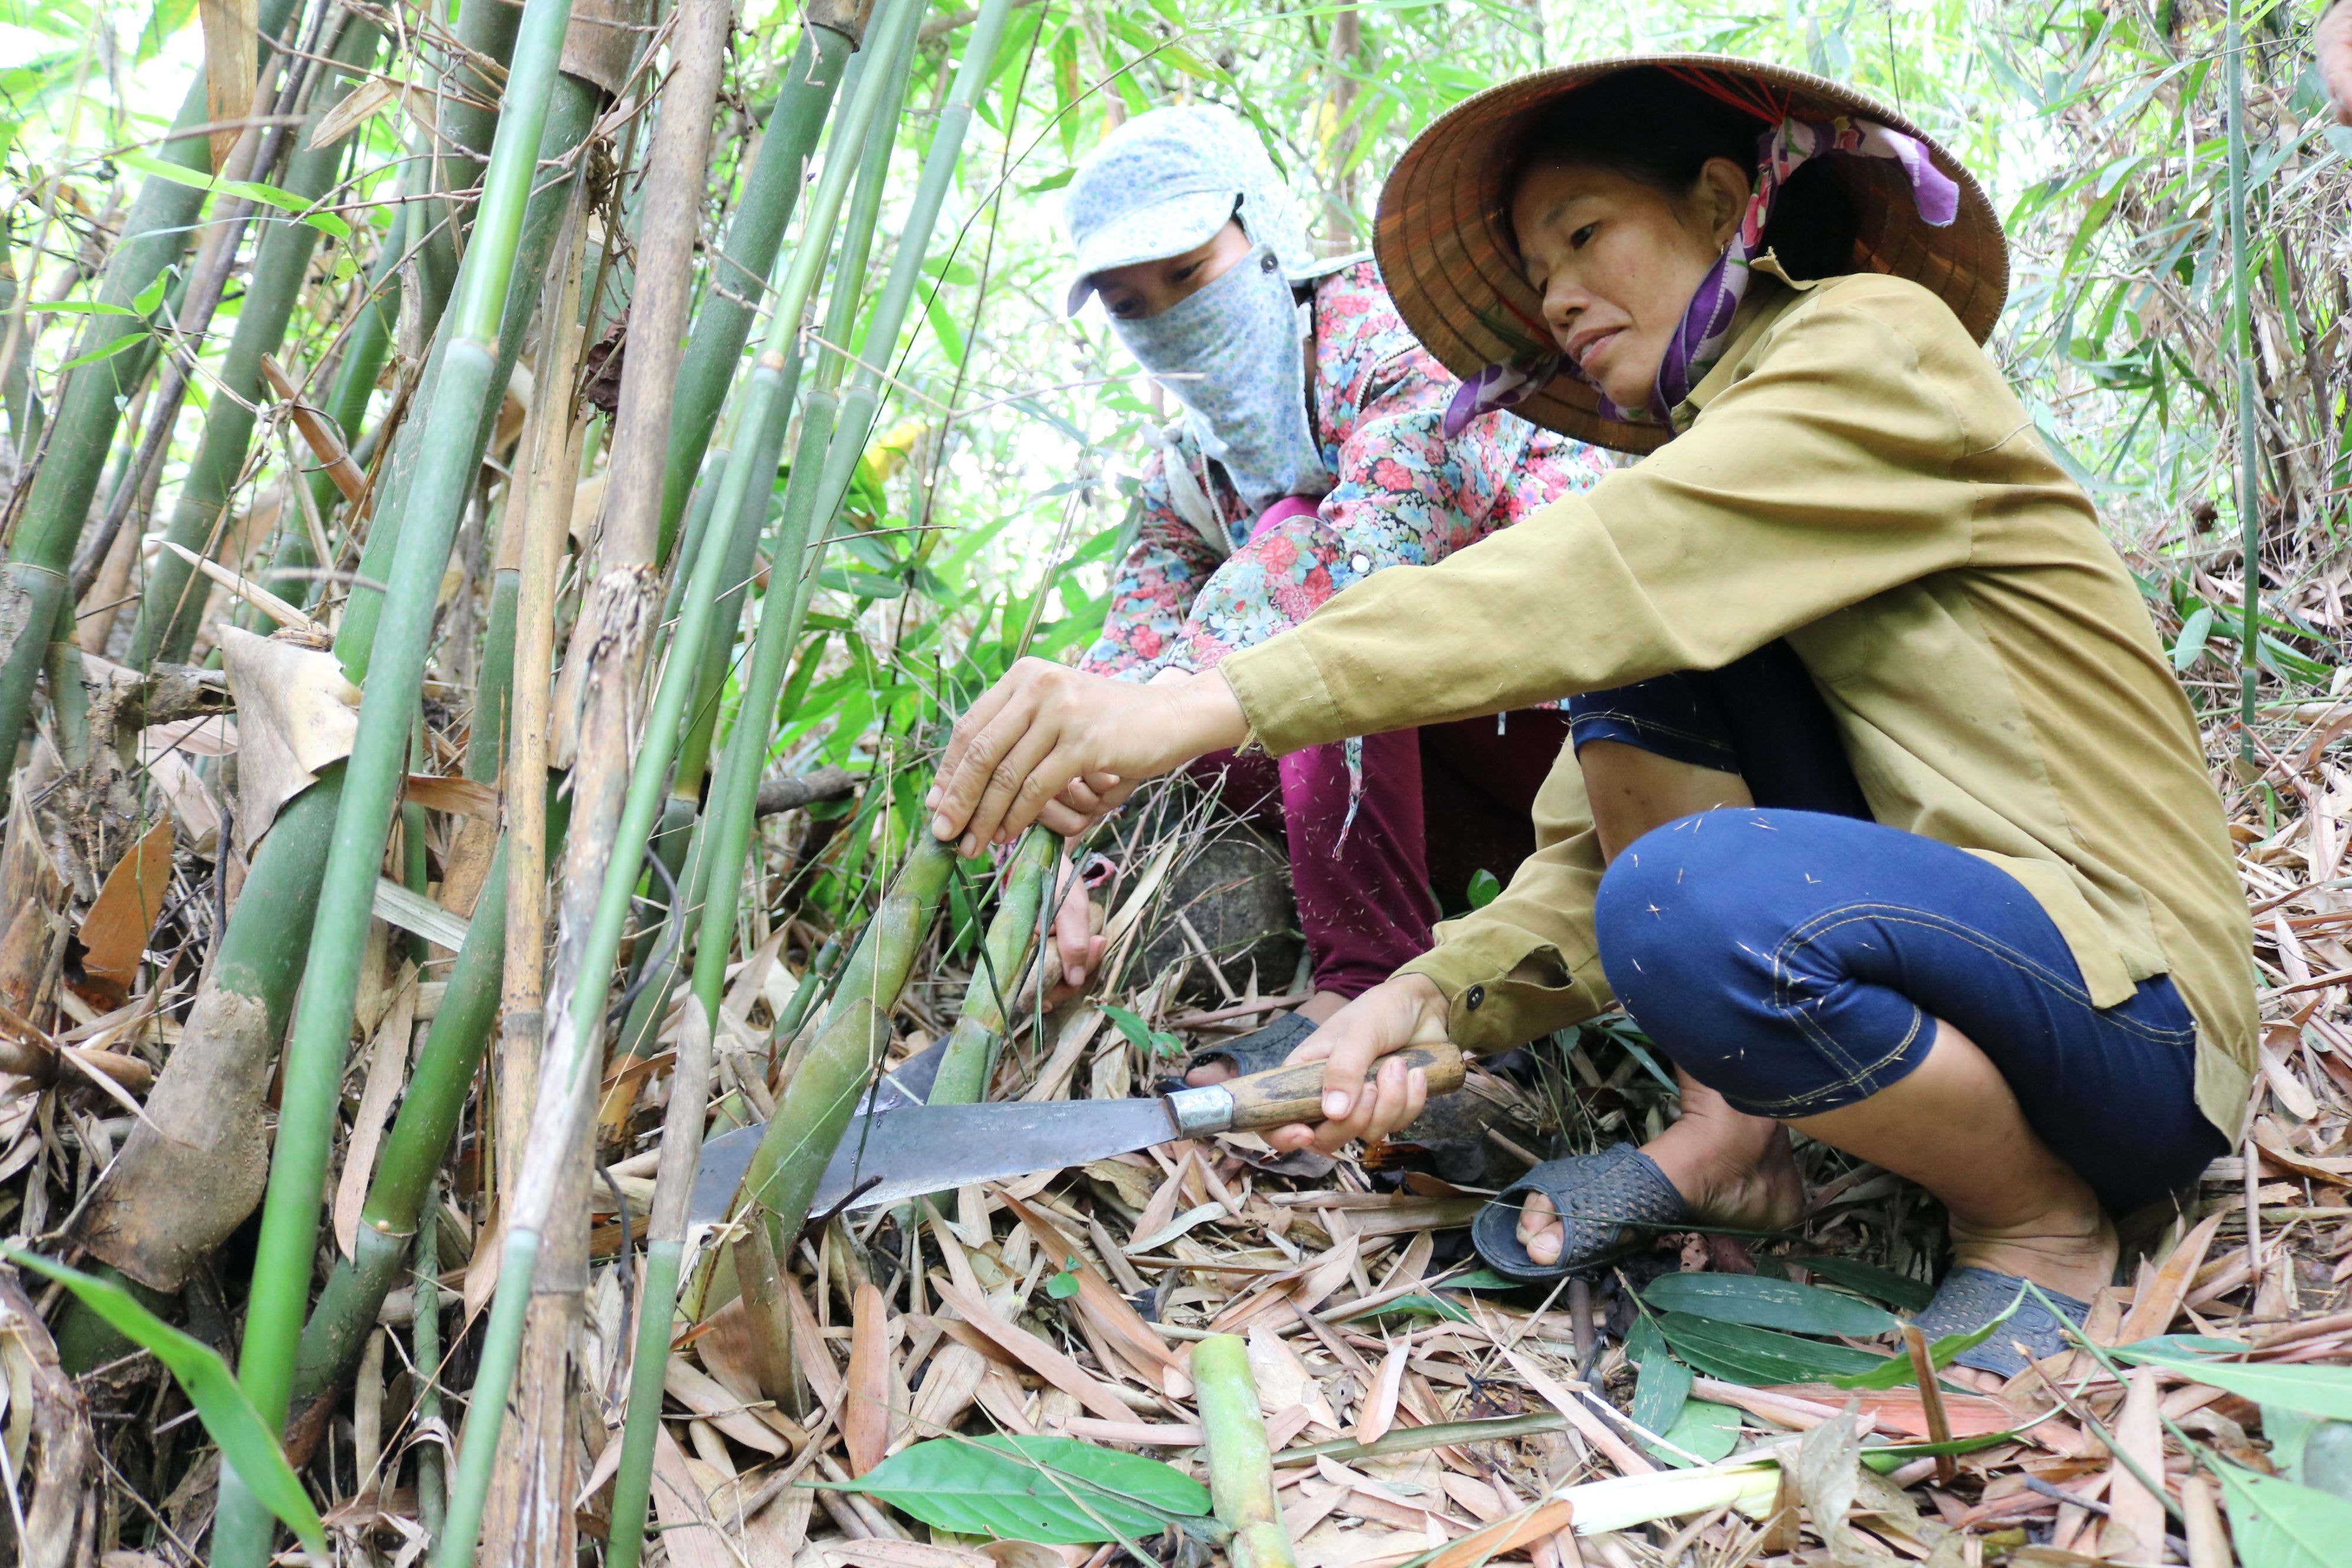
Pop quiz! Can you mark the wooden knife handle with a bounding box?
[1223,1042,1466,1132]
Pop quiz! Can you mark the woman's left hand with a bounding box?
[1262,974,1456,1155]
[928,659,1250,855]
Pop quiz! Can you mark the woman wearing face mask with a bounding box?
[1050,105,1609,1056]
[927,61,2253,1369]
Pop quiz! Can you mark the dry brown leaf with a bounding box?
[1354,1337,1406,1445]
[930,1277,1135,1424]
[332,965,416,1259]
[2116,1211,2224,1344]
[845,1281,891,1476]
[662,1354,788,1457]
[816,1541,992,1568]
[218,628,360,850]
[1427,1501,1576,1568]
[2098,1366,2164,1562]
[649,1426,733,1568]
[76,815,175,1001]
[197,0,256,169]
[1002,1191,1181,1377]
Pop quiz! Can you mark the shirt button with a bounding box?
[1465,985,1486,1011]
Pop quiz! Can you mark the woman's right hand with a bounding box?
[927,659,1249,856]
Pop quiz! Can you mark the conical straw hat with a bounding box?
[1373,55,2008,453]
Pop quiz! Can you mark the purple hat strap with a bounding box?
[1442,113,1959,440]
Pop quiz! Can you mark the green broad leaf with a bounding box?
[1653,1400,1742,1467]
[1101,1004,1182,1060]
[1832,1293,2018,1391]
[26,299,138,317]
[115,151,352,240]
[819,1434,1208,1544]
[1465,868,1501,909]
[2113,1347,2352,1420]
[1656,1312,1893,1387]
[1631,1347,1692,1439]
[1349,1294,1469,1325]
[1645,1274,1898,1338]
[2214,1460,2352,1568]
[58,331,150,372]
[1794,1257,1936,1313]
[3,1247,325,1552]
[2172,603,2216,669]
[132,269,172,316]
[1046,1257,1082,1301]
[1623,1313,1668,1366]
[1438,1269,1521,1293]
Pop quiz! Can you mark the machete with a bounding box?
[688,1041,1465,1225]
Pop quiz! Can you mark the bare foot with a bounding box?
[1182,991,1354,1084]
[1948,1206,2117,1304]
[1517,1076,1804,1268]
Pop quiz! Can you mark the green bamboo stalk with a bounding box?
[435,17,925,1552]
[606,15,919,1076]
[214,0,586,1555]
[655,3,863,564]
[332,75,602,683]
[2226,1,2260,765]
[0,0,303,757]
[413,1190,445,1537]
[730,833,957,1239]
[682,0,1017,1063]
[122,18,386,666]
[1195,1335,1299,1568]
[927,826,1056,1105]
[604,992,716,1568]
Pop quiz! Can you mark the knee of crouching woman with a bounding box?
[1593,807,1781,1062]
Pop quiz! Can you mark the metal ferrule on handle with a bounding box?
[1165,1083,1236,1138]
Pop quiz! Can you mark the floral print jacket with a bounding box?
[1080,260,1612,680]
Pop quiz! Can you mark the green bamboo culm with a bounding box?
[435,11,927,1553]
[606,10,922,1081]
[1195,1335,1299,1568]
[2225,0,2260,765]
[211,0,587,1554]
[122,18,386,667]
[928,826,1057,1106]
[332,74,605,684]
[730,832,958,1243]
[0,0,304,761]
[685,0,1020,1078]
[654,0,864,566]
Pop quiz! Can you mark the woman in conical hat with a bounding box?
[929,59,2252,1368]
[1050,102,1608,1056]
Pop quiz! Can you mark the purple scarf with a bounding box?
[1443,114,1959,439]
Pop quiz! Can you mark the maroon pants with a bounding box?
[1190,712,1572,998]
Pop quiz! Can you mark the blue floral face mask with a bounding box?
[1109,240,1331,515]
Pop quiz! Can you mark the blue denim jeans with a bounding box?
[1570,649,2223,1214]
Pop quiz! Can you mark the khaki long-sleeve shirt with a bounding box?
[1219,270,2256,1139]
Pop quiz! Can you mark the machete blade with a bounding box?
[690,1095,1182,1226]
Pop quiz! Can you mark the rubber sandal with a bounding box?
[1470,1142,1693,1282]
[1912,1265,2090,1377]
[1157,1011,1318,1093]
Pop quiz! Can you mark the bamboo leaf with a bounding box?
[1794,1256,1935,1312]
[2215,1461,2352,1568]
[1655,1312,1893,1386]
[1645,1274,1898,1338]
[3,1246,326,1551]
[818,1435,1210,1544]
[2113,1347,2352,1420]
[1631,1345,1692,1439]
[116,149,353,239]
[1654,1400,1742,1467]
[57,332,151,371]
[1830,1292,2016,1390]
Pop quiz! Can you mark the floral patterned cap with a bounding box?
[1374,55,2007,455]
